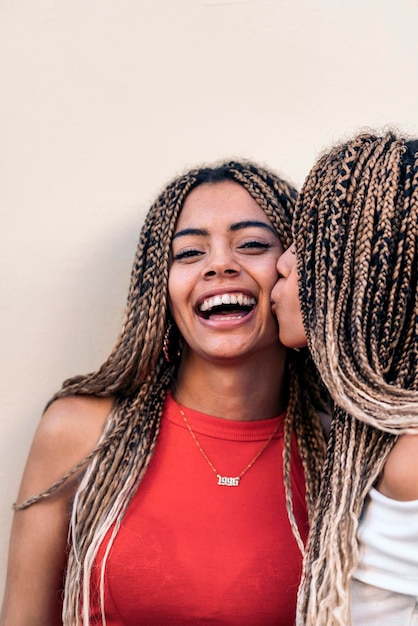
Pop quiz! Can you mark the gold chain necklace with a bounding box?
[178,405,280,487]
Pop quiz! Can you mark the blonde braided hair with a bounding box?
[16,160,327,624]
[294,132,418,625]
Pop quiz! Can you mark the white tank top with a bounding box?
[353,487,418,595]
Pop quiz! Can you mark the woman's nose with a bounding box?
[275,256,285,277]
[275,251,291,278]
[203,249,241,278]
[276,246,296,277]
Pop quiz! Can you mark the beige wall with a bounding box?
[1,0,418,597]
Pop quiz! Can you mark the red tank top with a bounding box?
[89,393,308,625]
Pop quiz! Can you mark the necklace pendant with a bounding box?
[217,474,240,487]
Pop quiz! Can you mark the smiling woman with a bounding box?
[0,161,327,626]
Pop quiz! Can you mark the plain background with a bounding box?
[1,0,418,600]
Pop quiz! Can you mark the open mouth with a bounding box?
[198,293,256,320]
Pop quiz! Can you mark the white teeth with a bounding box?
[199,293,256,312]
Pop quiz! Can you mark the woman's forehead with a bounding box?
[175,180,273,229]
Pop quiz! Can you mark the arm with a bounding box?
[0,395,112,626]
[377,434,418,501]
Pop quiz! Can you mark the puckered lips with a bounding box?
[196,290,257,321]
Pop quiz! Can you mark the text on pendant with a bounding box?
[217,475,240,486]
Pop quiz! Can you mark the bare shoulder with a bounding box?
[1,395,114,624]
[378,434,418,501]
[17,395,114,504]
[39,394,114,449]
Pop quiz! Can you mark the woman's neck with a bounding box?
[172,349,288,421]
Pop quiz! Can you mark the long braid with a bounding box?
[68,368,173,623]
[282,352,328,551]
[15,160,327,625]
[294,132,418,625]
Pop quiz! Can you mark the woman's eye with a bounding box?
[238,240,271,252]
[172,248,204,261]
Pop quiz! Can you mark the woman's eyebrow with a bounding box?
[172,228,208,240]
[172,220,278,240]
[230,220,278,236]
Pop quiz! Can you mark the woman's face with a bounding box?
[168,180,285,365]
[271,246,308,349]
